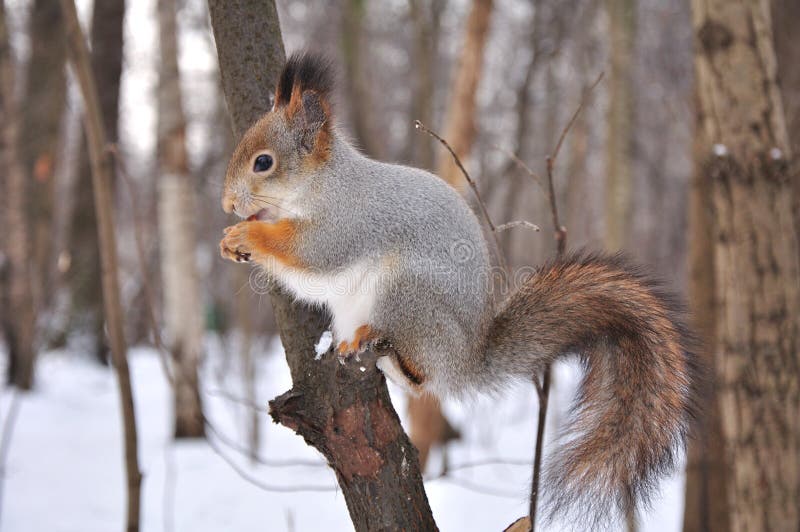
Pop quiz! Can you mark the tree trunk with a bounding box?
[340,0,381,160]
[770,0,800,246]
[66,0,125,364]
[207,2,436,530]
[405,0,444,170]
[682,93,731,532]
[18,0,67,319]
[692,1,800,530]
[1,0,37,390]
[156,0,205,439]
[436,0,494,190]
[604,0,635,251]
[61,1,141,530]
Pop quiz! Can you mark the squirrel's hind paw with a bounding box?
[334,324,378,362]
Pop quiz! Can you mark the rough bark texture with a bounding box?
[1,0,37,390]
[61,1,142,530]
[67,0,125,363]
[207,2,436,529]
[19,0,67,316]
[436,0,494,190]
[770,0,800,247]
[692,0,800,530]
[682,94,731,532]
[604,0,635,251]
[157,0,205,439]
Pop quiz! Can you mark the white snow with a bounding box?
[314,331,333,360]
[0,342,684,532]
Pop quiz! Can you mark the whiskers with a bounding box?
[249,194,298,216]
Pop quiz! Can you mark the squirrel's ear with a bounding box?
[274,52,334,152]
[294,89,330,150]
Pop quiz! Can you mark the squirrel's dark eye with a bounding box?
[253,154,274,173]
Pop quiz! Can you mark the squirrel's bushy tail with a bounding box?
[486,251,702,525]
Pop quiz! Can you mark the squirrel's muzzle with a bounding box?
[221,193,236,214]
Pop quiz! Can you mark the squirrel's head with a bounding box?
[221,52,334,219]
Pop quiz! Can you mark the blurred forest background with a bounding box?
[0,0,798,530]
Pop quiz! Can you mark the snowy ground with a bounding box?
[0,339,684,531]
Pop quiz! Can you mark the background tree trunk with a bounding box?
[770,0,800,244]
[66,0,125,364]
[1,0,37,390]
[61,0,142,529]
[682,94,731,532]
[157,0,205,439]
[436,0,494,190]
[405,0,444,170]
[340,0,381,160]
[18,0,66,320]
[207,2,436,529]
[604,0,635,251]
[691,0,800,530]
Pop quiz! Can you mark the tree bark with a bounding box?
[66,0,125,364]
[682,93,730,532]
[157,0,205,439]
[207,2,436,529]
[770,0,800,248]
[436,0,494,190]
[691,0,800,530]
[604,0,635,251]
[1,0,37,390]
[18,0,67,318]
[61,1,142,530]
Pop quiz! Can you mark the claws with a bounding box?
[220,222,254,263]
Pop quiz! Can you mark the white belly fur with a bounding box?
[267,258,385,345]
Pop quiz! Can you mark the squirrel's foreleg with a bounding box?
[219,219,302,267]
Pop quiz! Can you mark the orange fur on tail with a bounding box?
[486,251,703,526]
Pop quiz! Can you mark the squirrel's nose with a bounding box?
[222,195,236,214]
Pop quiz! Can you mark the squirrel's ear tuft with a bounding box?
[274,51,335,111]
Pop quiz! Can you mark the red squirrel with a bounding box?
[220,52,702,525]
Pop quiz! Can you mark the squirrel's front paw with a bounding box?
[220,223,253,263]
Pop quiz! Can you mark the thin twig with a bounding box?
[428,475,522,499]
[415,120,509,274]
[495,221,541,233]
[0,391,21,527]
[492,144,545,188]
[206,388,266,412]
[203,417,325,468]
[163,441,175,532]
[529,71,603,531]
[206,435,337,493]
[550,72,604,166]
[108,143,175,386]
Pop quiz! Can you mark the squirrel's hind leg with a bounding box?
[376,354,425,396]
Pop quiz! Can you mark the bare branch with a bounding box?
[492,144,545,187]
[530,70,603,530]
[108,144,175,386]
[496,221,541,233]
[206,435,338,493]
[0,391,21,526]
[415,120,508,274]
